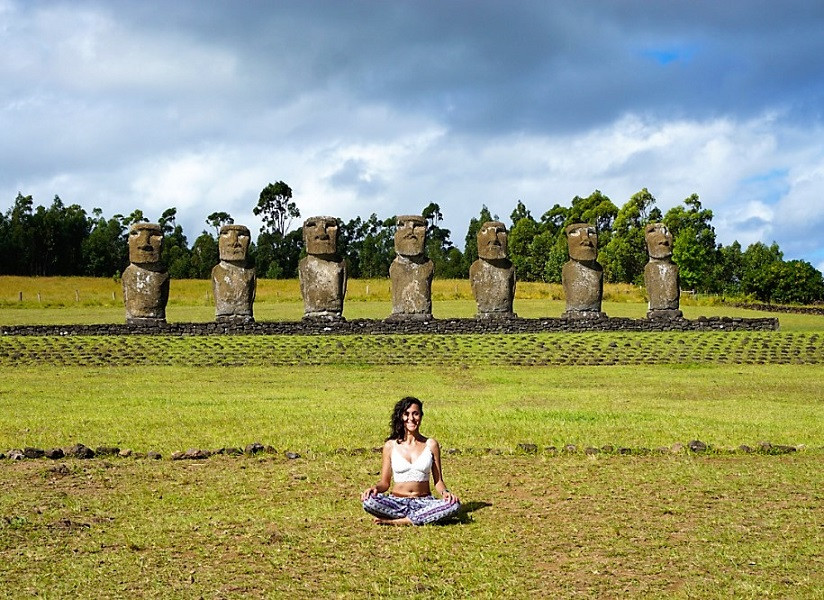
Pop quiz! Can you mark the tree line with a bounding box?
[1,183,822,304]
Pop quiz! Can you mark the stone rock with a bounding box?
[388,215,433,321]
[738,444,753,453]
[65,444,95,459]
[517,443,538,454]
[8,449,25,460]
[95,446,120,457]
[147,451,162,460]
[212,224,256,323]
[23,447,45,459]
[600,445,615,453]
[172,448,210,460]
[470,221,517,319]
[299,217,346,320]
[123,223,168,325]
[119,448,133,458]
[563,444,577,453]
[245,442,265,455]
[561,224,605,318]
[671,443,684,453]
[285,451,301,460]
[44,448,65,460]
[688,440,708,453]
[618,447,632,455]
[584,447,599,455]
[644,223,682,317]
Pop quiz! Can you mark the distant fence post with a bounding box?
[37,292,41,303]
[19,291,23,302]
[75,290,80,302]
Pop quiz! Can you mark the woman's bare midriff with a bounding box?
[391,482,431,497]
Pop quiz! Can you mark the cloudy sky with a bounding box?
[2,0,823,270]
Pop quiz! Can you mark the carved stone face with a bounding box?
[394,215,427,258]
[128,223,163,264]
[645,223,673,259]
[303,216,338,256]
[566,223,598,262]
[477,221,508,260]
[219,225,251,262]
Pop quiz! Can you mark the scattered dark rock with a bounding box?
[119,449,133,458]
[44,448,65,460]
[584,447,599,455]
[618,447,632,455]
[563,444,577,453]
[47,463,71,475]
[285,451,301,460]
[600,445,614,453]
[265,445,277,454]
[8,449,25,461]
[738,444,753,453]
[23,447,45,459]
[244,443,265,455]
[671,443,684,453]
[65,444,95,459]
[771,444,797,454]
[446,448,461,455]
[517,443,538,454]
[334,448,347,455]
[371,447,382,453]
[95,446,120,457]
[147,451,162,460]
[544,446,557,454]
[758,442,773,452]
[688,440,708,453]
[349,448,367,456]
[0,452,5,459]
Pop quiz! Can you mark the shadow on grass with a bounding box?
[443,500,492,525]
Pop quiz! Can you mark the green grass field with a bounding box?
[1,277,823,598]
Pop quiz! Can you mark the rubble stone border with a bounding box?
[1,315,779,337]
[730,302,824,316]
[2,440,815,463]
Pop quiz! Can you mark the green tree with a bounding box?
[206,211,234,236]
[421,203,462,278]
[508,205,540,281]
[189,232,219,279]
[770,260,824,304]
[253,181,300,236]
[664,194,717,291]
[463,205,494,275]
[740,242,783,301]
[601,188,658,284]
[82,210,128,276]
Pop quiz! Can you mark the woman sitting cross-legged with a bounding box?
[361,396,461,526]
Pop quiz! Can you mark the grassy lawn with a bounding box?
[2,276,823,597]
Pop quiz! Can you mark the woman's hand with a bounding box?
[361,486,379,501]
[442,490,459,504]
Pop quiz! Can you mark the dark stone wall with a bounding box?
[731,302,824,316]
[0,315,779,337]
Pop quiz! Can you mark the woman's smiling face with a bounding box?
[402,403,423,433]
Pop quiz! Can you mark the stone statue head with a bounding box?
[218,225,251,262]
[477,221,508,260]
[303,216,338,256]
[565,223,598,262]
[645,222,673,260]
[394,215,427,258]
[128,223,163,264]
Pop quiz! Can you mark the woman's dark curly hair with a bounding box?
[386,396,424,442]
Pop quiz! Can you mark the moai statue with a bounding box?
[122,223,169,325]
[561,223,606,319]
[470,221,516,319]
[644,222,682,319]
[212,225,256,323]
[387,215,434,322]
[298,216,347,321]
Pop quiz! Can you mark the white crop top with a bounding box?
[391,443,433,483]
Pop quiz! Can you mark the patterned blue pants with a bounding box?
[362,494,462,525]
